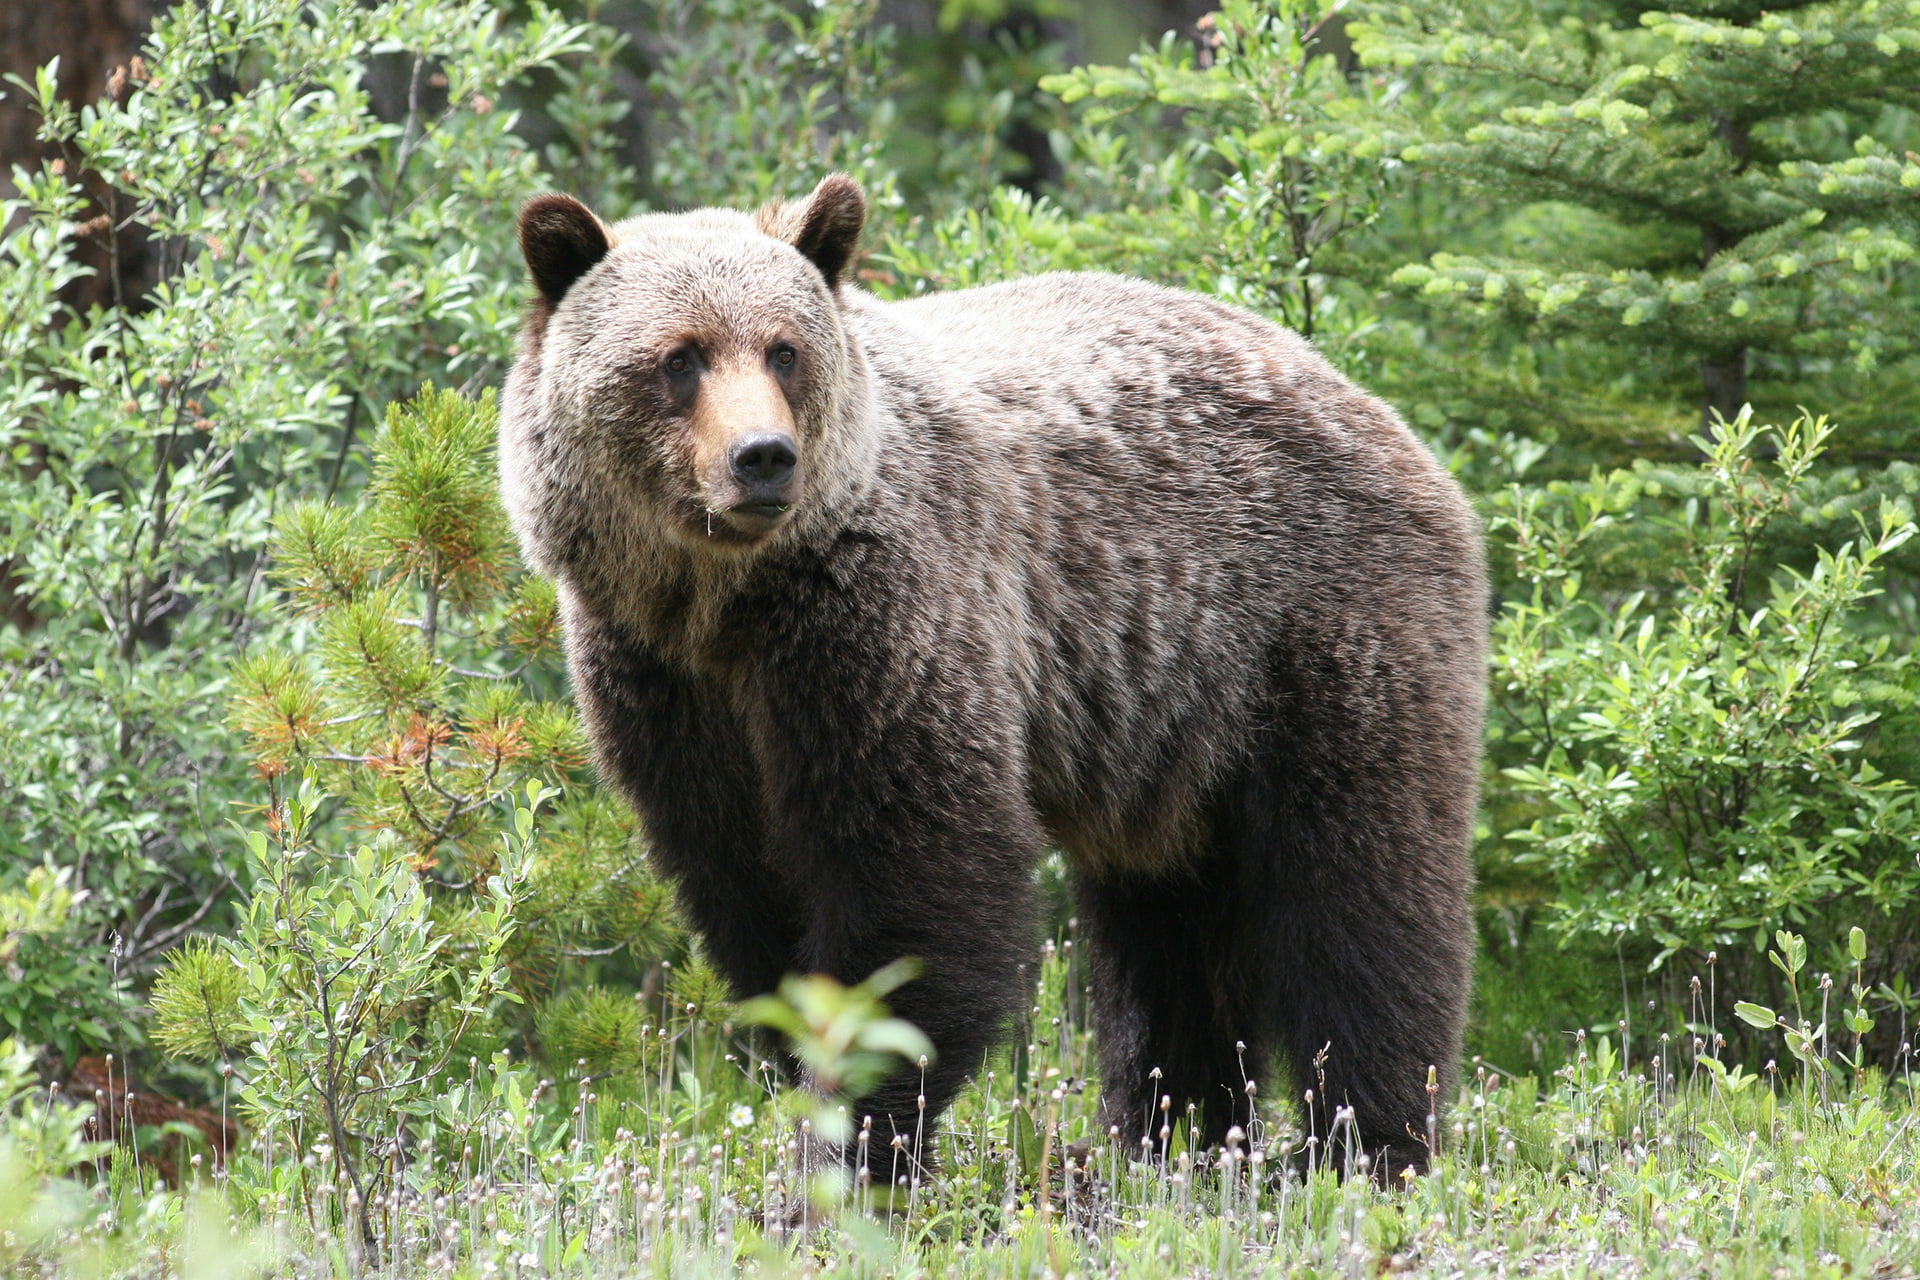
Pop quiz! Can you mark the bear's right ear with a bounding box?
[519,194,612,306]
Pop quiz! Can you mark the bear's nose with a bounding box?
[729,433,798,491]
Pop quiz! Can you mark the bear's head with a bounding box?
[500,176,873,583]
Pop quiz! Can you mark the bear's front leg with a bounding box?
[564,609,804,1000]
[749,604,1043,1170]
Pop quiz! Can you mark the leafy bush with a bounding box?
[1490,411,1919,1013]
[640,0,901,213]
[0,1037,112,1274]
[0,0,607,1063]
[1033,0,1387,346]
[233,779,532,1253]
[886,0,1390,365]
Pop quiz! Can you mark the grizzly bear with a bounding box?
[500,175,1486,1176]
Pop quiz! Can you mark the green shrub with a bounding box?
[0,0,607,1063]
[0,1037,113,1274]
[154,776,536,1255]
[885,0,1391,365]
[641,0,901,213]
[1489,410,1919,1023]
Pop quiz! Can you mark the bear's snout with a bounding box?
[728,432,798,499]
[682,365,805,542]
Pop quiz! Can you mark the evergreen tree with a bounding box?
[226,389,687,1028]
[1354,0,1920,451]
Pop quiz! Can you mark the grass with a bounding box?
[5,934,1920,1279]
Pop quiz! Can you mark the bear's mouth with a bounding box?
[718,501,791,535]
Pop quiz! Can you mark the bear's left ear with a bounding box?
[758,174,866,288]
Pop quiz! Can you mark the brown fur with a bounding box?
[502,176,1487,1175]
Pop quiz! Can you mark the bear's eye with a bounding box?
[771,344,797,369]
[665,351,691,375]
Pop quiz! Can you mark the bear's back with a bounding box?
[855,272,1478,610]
[842,274,1486,873]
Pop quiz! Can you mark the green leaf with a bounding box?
[855,1019,935,1064]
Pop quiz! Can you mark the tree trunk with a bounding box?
[1698,111,1751,429]
[1700,348,1749,428]
[0,0,153,218]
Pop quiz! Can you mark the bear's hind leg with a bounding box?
[1074,853,1268,1154]
[1236,737,1474,1180]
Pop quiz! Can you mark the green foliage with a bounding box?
[738,959,934,1107]
[0,1039,105,1189]
[890,0,1391,358]
[236,390,549,854]
[148,938,247,1063]
[208,776,532,1252]
[536,985,652,1077]
[884,9,1074,208]
[0,869,121,1067]
[0,1038,110,1274]
[640,0,902,213]
[1491,411,1919,991]
[526,0,642,218]
[366,386,517,609]
[1353,0,1920,443]
[1032,0,1387,344]
[2,1042,278,1279]
[1730,926,1885,1102]
[0,0,612,1064]
[737,962,936,1225]
[225,387,685,1019]
[0,867,83,976]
